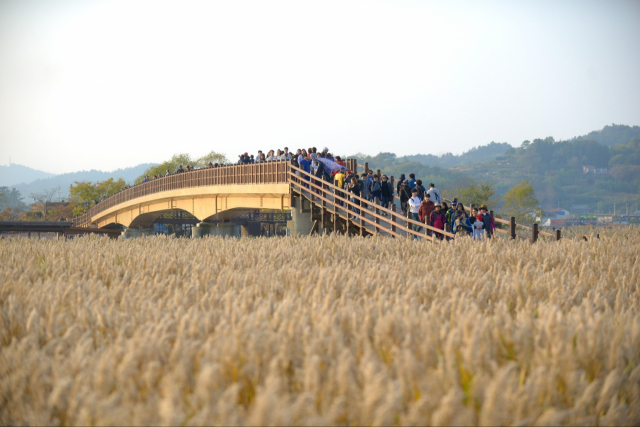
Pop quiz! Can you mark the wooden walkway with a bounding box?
[71,158,560,242]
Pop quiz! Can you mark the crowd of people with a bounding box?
[106,146,496,241]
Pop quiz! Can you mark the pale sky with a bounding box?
[1,0,639,174]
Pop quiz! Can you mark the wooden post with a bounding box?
[555,229,561,241]
[345,205,351,236]
[426,216,432,237]
[321,181,327,230]
[375,200,381,234]
[406,211,412,239]
[510,217,516,240]
[364,162,369,173]
[359,198,364,236]
[444,223,451,241]
[489,210,495,238]
[391,204,397,236]
[532,223,539,243]
[333,196,339,234]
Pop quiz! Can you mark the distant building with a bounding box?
[571,204,590,215]
[583,165,608,175]
[546,208,570,218]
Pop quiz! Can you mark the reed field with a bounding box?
[1,227,639,426]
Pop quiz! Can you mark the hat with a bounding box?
[324,147,329,151]
[434,203,441,207]
[400,174,406,180]
[452,198,458,206]
[244,152,248,155]
[479,204,488,210]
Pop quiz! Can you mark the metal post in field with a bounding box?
[510,217,516,240]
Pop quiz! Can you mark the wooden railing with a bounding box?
[355,162,561,243]
[289,164,454,241]
[73,161,291,227]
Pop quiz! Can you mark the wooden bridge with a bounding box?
[72,159,560,242]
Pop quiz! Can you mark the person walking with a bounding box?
[399,181,411,216]
[480,205,494,238]
[369,174,382,205]
[380,175,393,213]
[334,169,346,206]
[453,210,473,236]
[348,176,361,219]
[429,203,447,240]
[408,188,422,239]
[426,183,442,205]
[419,193,435,225]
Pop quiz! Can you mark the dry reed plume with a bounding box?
[1,228,639,425]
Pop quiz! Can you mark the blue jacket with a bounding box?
[453,217,473,235]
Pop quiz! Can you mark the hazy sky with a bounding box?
[1,0,639,174]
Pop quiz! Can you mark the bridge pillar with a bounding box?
[212,222,241,238]
[121,228,142,240]
[288,203,317,236]
[140,228,155,238]
[121,227,155,240]
[193,222,215,239]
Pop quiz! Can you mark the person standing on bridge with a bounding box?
[282,147,292,161]
[299,155,311,188]
[479,205,494,238]
[397,174,406,195]
[430,203,446,240]
[334,168,346,206]
[408,188,422,239]
[370,174,382,206]
[419,193,434,225]
[380,175,393,213]
[408,173,417,189]
[399,181,411,216]
[427,183,442,205]
[348,176,361,218]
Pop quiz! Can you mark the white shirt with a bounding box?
[427,187,442,204]
[408,196,421,213]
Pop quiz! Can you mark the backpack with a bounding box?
[432,212,445,229]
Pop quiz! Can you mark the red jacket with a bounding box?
[419,201,435,223]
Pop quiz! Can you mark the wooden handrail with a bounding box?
[288,174,439,241]
[439,196,560,241]
[73,161,292,227]
[289,164,454,238]
[289,179,410,240]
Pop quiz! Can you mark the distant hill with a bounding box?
[405,142,513,167]
[351,142,513,170]
[12,163,156,203]
[0,163,56,187]
[572,124,640,147]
